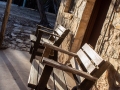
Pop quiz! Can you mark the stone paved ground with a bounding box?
[0,1,56,51]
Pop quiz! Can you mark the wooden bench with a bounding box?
[28,25,70,89]
[29,24,70,63]
[34,43,111,90]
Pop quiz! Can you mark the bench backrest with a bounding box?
[37,24,70,46]
[70,43,110,89]
[53,25,70,46]
[32,43,110,90]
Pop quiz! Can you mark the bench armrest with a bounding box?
[41,42,77,57]
[38,29,61,38]
[37,24,54,31]
[42,57,98,82]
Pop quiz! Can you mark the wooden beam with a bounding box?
[36,47,53,90]
[42,42,78,57]
[42,57,98,82]
[0,0,12,47]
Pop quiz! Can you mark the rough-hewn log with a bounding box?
[0,0,12,47]
[42,42,78,57]
[42,57,98,82]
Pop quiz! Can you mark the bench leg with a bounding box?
[30,31,43,63]
[36,65,53,90]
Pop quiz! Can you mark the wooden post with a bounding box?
[0,0,12,47]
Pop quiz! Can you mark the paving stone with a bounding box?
[11,44,16,48]
[24,40,29,43]
[26,45,30,48]
[26,48,30,51]
[18,44,26,48]
[22,48,27,51]
[11,41,17,44]
[23,30,32,34]
[11,33,17,37]
[16,39,23,43]
[13,24,23,27]
[8,44,12,47]
[21,33,29,35]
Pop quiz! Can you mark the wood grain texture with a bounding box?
[28,59,39,89]
[82,43,103,65]
[42,42,77,57]
[77,49,96,73]
[42,57,98,82]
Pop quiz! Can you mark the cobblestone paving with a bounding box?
[0,1,56,51]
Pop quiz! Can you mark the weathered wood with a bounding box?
[0,0,12,47]
[57,25,66,32]
[30,25,69,63]
[54,30,70,46]
[36,47,53,90]
[70,57,84,82]
[42,57,98,82]
[55,28,63,36]
[28,59,56,89]
[38,29,61,38]
[40,38,53,45]
[79,61,111,90]
[28,59,39,89]
[36,65,53,90]
[37,24,54,31]
[30,30,43,63]
[37,43,111,90]
[77,49,96,73]
[82,43,103,65]
[62,71,77,89]
[53,69,68,90]
[29,25,70,89]
[42,42,77,57]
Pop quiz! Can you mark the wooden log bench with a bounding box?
[29,24,70,63]
[30,43,111,90]
[28,24,71,89]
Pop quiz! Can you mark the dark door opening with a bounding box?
[82,0,112,48]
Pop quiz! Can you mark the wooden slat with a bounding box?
[38,62,57,90]
[42,57,98,82]
[36,47,53,90]
[70,57,84,82]
[79,61,111,89]
[82,43,103,65]
[57,24,66,32]
[40,38,53,45]
[28,58,57,89]
[38,29,60,37]
[37,24,54,31]
[54,69,68,90]
[55,28,63,36]
[63,71,77,89]
[28,59,39,89]
[77,49,96,73]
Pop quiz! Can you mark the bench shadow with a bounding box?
[107,65,120,90]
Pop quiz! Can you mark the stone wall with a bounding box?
[93,0,120,89]
[55,0,96,64]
